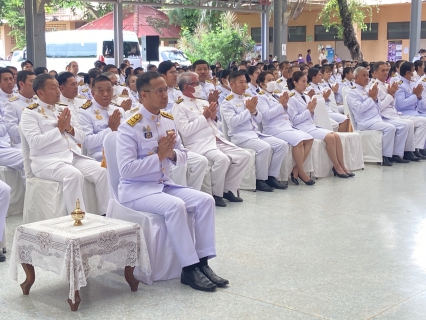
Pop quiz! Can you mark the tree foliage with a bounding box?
[0,0,112,50]
[178,12,254,66]
[317,0,377,60]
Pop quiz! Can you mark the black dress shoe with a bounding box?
[266,176,287,189]
[414,150,426,159]
[299,176,316,185]
[392,155,410,163]
[0,253,5,262]
[379,156,392,166]
[290,172,299,185]
[213,195,226,207]
[223,191,243,202]
[403,151,420,162]
[200,265,229,287]
[256,180,274,192]
[420,149,426,156]
[181,268,217,292]
[332,167,349,178]
[345,172,355,177]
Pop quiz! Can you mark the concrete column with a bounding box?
[113,2,124,67]
[409,0,422,61]
[273,0,288,62]
[261,5,269,60]
[25,0,46,68]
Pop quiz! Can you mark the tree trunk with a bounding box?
[133,5,139,36]
[337,0,363,61]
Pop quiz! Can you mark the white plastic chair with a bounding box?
[343,93,383,163]
[19,127,99,223]
[221,118,256,191]
[104,131,193,284]
[0,166,24,217]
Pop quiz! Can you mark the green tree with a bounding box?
[317,0,377,61]
[178,12,254,66]
[0,0,112,50]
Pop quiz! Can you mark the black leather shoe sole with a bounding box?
[181,277,217,292]
[213,196,226,207]
[223,192,243,202]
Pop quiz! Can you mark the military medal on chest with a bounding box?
[38,107,48,118]
[94,109,103,120]
[166,129,175,135]
[143,125,153,138]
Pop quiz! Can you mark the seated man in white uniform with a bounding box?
[369,61,426,161]
[4,70,36,146]
[389,60,405,85]
[78,75,124,161]
[116,72,228,292]
[173,71,251,207]
[221,70,288,192]
[102,71,133,112]
[193,60,220,103]
[346,67,409,166]
[158,62,209,192]
[57,72,87,120]
[0,180,10,262]
[20,73,109,215]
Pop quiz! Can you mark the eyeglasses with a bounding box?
[143,87,168,96]
[188,81,200,87]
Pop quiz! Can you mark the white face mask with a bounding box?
[266,81,277,93]
[192,85,203,98]
[333,68,337,75]
[338,67,343,74]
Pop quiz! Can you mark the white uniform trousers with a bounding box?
[382,119,410,156]
[400,116,426,149]
[359,122,396,157]
[170,152,208,191]
[123,186,216,268]
[35,155,109,215]
[203,140,251,196]
[237,136,288,180]
[0,146,23,171]
[0,180,10,240]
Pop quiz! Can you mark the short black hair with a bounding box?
[359,61,369,68]
[395,60,405,69]
[134,67,144,74]
[158,61,175,75]
[103,64,118,73]
[57,72,75,86]
[229,70,247,82]
[33,73,55,94]
[120,63,128,70]
[193,60,209,69]
[414,59,424,71]
[373,61,387,72]
[88,68,101,81]
[94,60,106,69]
[0,68,14,80]
[92,75,112,88]
[219,69,232,84]
[400,62,414,77]
[16,70,35,90]
[257,71,273,85]
[34,67,48,75]
[147,64,157,71]
[136,71,162,93]
[307,68,320,83]
[287,71,305,90]
[21,60,33,69]
[6,66,17,72]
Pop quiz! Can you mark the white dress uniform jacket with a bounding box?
[117,107,216,268]
[4,94,35,145]
[389,73,401,85]
[307,82,347,123]
[199,80,216,100]
[395,77,424,116]
[78,99,125,161]
[59,94,86,122]
[276,76,288,91]
[0,180,10,240]
[166,87,181,111]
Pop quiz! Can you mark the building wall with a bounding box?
[235,3,426,62]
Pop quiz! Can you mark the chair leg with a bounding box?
[2,248,5,254]
[237,189,240,198]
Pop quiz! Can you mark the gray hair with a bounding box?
[102,72,116,80]
[178,72,198,92]
[353,66,367,77]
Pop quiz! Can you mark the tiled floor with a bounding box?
[1,163,426,319]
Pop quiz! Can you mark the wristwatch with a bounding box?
[65,126,73,133]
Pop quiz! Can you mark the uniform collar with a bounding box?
[92,98,110,110]
[18,93,33,104]
[60,94,75,103]
[140,106,162,122]
[230,91,247,99]
[401,77,411,84]
[38,99,57,111]
[0,89,14,99]
[182,94,197,102]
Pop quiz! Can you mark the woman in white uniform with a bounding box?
[336,67,354,104]
[257,71,315,185]
[286,71,354,178]
[246,66,261,97]
[307,68,349,132]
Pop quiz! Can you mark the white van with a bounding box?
[12,30,142,72]
[142,46,191,69]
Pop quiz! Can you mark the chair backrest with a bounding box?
[313,96,333,131]
[343,94,358,131]
[342,86,350,101]
[327,91,339,113]
[103,131,119,200]
[18,125,35,179]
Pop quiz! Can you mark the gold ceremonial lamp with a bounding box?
[71,199,85,226]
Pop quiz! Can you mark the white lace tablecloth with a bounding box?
[8,213,151,303]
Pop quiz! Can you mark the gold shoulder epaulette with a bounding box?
[206,80,212,83]
[243,93,251,97]
[398,80,403,85]
[121,83,127,87]
[258,91,265,95]
[82,88,89,93]
[127,113,142,126]
[289,92,295,97]
[27,103,38,110]
[422,78,426,82]
[57,103,68,106]
[8,96,18,102]
[160,110,174,120]
[273,89,281,94]
[76,95,86,99]
[351,86,356,89]
[130,107,139,113]
[175,97,183,104]
[277,79,283,84]
[81,100,92,110]
[174,86,180,90]
[225,94,234,101]
[342,79,346,82]
[392,74,397,77]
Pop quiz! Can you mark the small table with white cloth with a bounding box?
[8,213,151,311]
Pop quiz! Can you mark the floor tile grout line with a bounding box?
[220,289,329,320]
[366,287,426,319]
